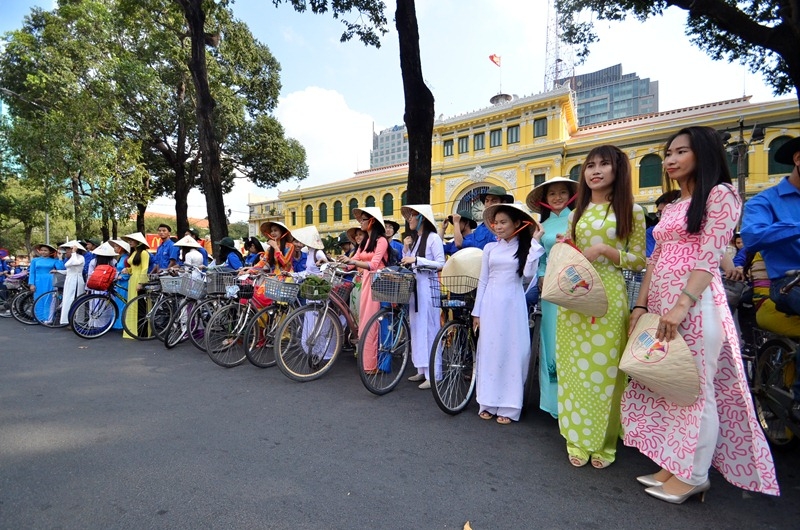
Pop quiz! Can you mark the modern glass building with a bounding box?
[561,64,659,126]
[369,124,409,168]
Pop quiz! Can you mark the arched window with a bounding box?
[365,195,375,208]
[319,202,328,224]
[639,154,662,188]
[382,193,394,216]
[333,201,343,222]
[569,164,581,181]
[348,198,358,220]
[304,205,313,225]
[769,136,796,175]
[400,190,408,206]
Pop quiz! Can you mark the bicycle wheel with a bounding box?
[753,339,798,449]
[150,296,178,342]
[274,303,343,381]
[243,304,281,368]
[33,289,67,328]
[11,291,38,325]
[69,294,118,339]
[204,303,249,368]
[357,307,410,395]
[121,292,160,340]
[165,300,192,349]
[429,320,476,414]
[187,298,228,351]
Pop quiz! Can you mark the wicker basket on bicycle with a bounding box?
[370,270,415,304]
[430,275,479,311]
[178,274,207,300]
[50,271,66,289]
[259,276,301,303]
[159,275,182,294]
[141,273,161,292]
[4,278,24,290]
[206,270,237,295]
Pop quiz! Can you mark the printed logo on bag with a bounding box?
[557,264,594,297]
[627,326,669,364]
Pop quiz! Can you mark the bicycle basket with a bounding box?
[51,272,66,289]
[330,280,354,301]
[260,276,300,303]
[370,270,415,304]
[235,277,255,299]
[623,270,644,311]
[431,275,478,310]
[179,275,207,300]
[159,275,182,294]
[300,278,331,301]
[4,278,22,290]
[206,271,237,295]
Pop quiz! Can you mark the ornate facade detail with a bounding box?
[469,166,490,182]
[445,177,467,199]
[495,168,518,189]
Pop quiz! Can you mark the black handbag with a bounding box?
[723,278,746,308]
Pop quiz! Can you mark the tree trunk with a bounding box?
[136,202,146,234]
[177,0,228,251]
[111,218,118,240]
[70,175,86,238]
[174,78,190,237]
[396,0,434,204]
[24,223,33,257]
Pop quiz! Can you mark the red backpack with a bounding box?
[86,264,117,291]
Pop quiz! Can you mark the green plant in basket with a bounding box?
[300,276,331,300]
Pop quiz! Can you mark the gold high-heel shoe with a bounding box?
[645,480,710,504]
[636,474,663,488]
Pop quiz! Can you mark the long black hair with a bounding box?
[493,205,534,277]
[130,244,148,267]
[411,214,436,259]
[663,126,733,234]
[359,215,386,253]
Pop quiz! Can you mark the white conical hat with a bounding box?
[110,239,130,254]
[124,232,149,248]
[351,206,386,229]
[291,225,324,250]
[401,204,437,230]
[59,240,86,252]
[93,242,118,257]
[175,235,202,249]
[525,177,578,214]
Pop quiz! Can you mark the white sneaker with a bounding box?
[418,379,431,390]
[408,373,425,382]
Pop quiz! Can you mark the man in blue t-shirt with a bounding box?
[441,210,478,256]
[81,238,100,280]
[741,135,800,418]
[384,220,404,258]
[152,224,178,272]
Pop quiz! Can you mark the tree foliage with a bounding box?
[555,0,800,113]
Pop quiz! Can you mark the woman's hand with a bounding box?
[656,303,690,342]
[400,256,416,266]
[582,244,607,262]
[472,316,480,333]
[267,240,279,250]
[336,255,349,265]
[29,285,35,292]
[724,267,744,281]
[628,306,646,335]
[532,226,544,243]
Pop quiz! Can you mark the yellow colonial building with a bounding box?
[258,87,799,239]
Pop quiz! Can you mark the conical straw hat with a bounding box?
[540,241,607,317]
[124,232,149,248]
[525,177,578,214]
[401,204,437,229]
[441,247,483,294]
[351,206,386,229]
[620,313,700,407]
[175,235,202,249]
[291,225,324,250]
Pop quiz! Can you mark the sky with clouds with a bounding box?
[2,0,787,222]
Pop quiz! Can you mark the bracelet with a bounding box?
[631,305,648,312]
[681,289,699,303]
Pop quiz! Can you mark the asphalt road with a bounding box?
[1,318,798,529]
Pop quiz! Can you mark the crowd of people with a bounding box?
[5,126,799,504]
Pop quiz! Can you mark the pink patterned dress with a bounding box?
[621,184,779,495]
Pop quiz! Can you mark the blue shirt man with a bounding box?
[472,186,515,250]
[442,210,478,256]
[81,238,100,279]
[153,224,177,271]
[741,135,800,412]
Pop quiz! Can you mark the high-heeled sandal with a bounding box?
[590,455,612,469]
[645,480,711,504]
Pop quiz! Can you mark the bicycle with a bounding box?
[68,279,129,339]
[32,271,68,328]
[428,274,479,414]
[3,271,32,323]
[739,269,800,448]
[204,272,300,368]
[273,263,358,381]
[357,267,416,395]
[164,269,208,349]
[120,274,173,340]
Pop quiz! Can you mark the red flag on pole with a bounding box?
[489,54,501,67]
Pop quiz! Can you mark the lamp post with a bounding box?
[729,119,765,227]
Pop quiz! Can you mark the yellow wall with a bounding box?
[273,90,799,238]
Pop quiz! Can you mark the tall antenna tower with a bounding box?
[543,0,575,91]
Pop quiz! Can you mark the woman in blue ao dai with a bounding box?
[29,244,66,322]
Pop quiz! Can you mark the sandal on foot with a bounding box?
[591,455,612,469]
[568,455,589,467]
[496,416,512,425]
[478,411,494,420]
[567,446,589,467]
